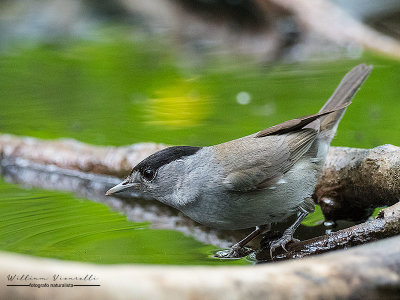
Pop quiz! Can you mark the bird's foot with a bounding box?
[269,233,299,258]
[215,245,253,259]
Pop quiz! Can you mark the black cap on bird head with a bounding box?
[105,146,202,195]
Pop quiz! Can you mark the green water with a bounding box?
[0,32,399,265]
[0,178,248,265]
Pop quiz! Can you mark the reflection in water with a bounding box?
[0,156,356,265]
[146,80,211,128]
[0,157,241,248]
[0,158,250,265]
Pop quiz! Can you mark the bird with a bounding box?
[106,64,372,258]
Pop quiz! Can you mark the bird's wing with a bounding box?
[220,129,317,192]
[255,103,349,137]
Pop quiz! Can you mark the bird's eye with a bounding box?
[142,168,156,181]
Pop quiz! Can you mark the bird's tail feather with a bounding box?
[256,64,372,141]
[318,64,372,134]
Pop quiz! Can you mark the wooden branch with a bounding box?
[269,0,400,59]
[256,201,400,261]
[314,145,400,221]
[118,0,400,59]
[256,144,400,260]
[0,134,165,178]
[1,134,398,217]
[1,134,399,257]
[1,235,400,299]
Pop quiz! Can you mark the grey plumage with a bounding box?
[106,64,372,257]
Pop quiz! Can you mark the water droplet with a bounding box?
[277,178,287,184]
[324,220,336,227]
[322,197,335,206]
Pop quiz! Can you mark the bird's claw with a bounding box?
[269,234,298,259]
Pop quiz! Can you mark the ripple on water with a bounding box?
[0,178,250,265]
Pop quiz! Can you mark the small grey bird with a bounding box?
[106,64,372,258]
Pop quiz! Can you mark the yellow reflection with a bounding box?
[146,81,210,128]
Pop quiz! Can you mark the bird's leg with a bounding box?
[219,224,271,258]
[269,206,311,258]
[232,227,260,250]
[269,197,315,258]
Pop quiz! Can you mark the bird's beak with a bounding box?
[105,179,139,196]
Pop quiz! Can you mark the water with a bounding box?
[0,178,248,265]
[0,32,399,265]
